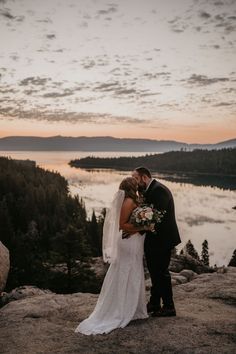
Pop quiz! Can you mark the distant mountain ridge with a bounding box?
[0,135,235,152]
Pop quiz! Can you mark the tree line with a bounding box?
[180,239,236,268]
[0,157,103,294]
[70,148,236,176]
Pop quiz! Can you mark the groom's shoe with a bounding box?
[152,307,176,317]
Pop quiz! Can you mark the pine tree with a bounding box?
[7,220,44,289]
[185,240,200,260]
[228,249,236,267]
[52,223,91,292]
[201,240,209,266]
[0,198,14,249]
[88,211,102,256]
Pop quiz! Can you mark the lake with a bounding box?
[1,150,235,266]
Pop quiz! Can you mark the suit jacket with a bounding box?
[144,179,181,249]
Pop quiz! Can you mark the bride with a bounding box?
[75,177,153,335]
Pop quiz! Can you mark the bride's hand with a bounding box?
[143,223,155,232]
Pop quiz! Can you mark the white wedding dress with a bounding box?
[75,229,148,335]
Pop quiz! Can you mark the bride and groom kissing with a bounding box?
[75,166,181,335]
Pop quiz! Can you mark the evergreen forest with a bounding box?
[0,157,103,294]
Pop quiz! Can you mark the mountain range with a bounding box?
[0,136,235,152]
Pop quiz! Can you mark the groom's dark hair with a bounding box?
[135,166,152,178]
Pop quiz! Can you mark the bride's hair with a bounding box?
[119,177,139,204]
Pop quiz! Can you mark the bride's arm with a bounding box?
[119,198,150,234]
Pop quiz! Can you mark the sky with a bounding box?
[0,0,236,143]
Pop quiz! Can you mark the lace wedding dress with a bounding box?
[75,232,148,335]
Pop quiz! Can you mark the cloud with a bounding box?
[36,17,52,24]
[199,11,211,19]
[224,87,236,94]
[143,72,171,80]
[115,88,137,95]
[51,48,63,53]
[172,28,185,33]
[23,89,40,96]
[0,9,24,22]
[10,54,19,61]
[82,60,96,69]
[0,106,15,114]
[95,82,120,92]
[46,34,56,39]
[214,1,224,5]
[0,88,16,94]
[168,14,190,34]
[97,5,118,16]
[139,92,161,97]
[213,12,236,34]
[19,77,51,86]
[81,55,110,69]
[42,89,74,98]
[0,106,149,126]
[1,10,15,19]
[184,74,230,86]
[157,103,179,108]
[79,21,88,28]
[94,81,139,97]
[109,67,121,74]
[168,16,181,25]
[213,102,235,107]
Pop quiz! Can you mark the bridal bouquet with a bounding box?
[130,204,166,230]
[122,204,166,239]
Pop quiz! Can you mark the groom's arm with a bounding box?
[152,187,170,211]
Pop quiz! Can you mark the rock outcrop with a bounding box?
[0,268,235,354]
[89,254,214,280]
[0,285,53,307]
[0,241,10,292]
[170,254,213,273]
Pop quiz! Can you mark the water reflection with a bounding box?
[1,150,235,266]
[69,169,236,267]
[159,173,236,191]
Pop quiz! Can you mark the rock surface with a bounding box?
[0,241,10,292]
[169,254,213,274]
[0,268,235,354]
[0,285,53,307]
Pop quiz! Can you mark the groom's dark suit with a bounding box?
[144,179,181,309]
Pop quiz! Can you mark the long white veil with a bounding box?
[102,189,125,264]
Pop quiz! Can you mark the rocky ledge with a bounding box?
[0,241,10,292]
[0,267,235,354]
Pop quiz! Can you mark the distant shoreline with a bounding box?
[68,148,236,191]
[72,166,236,184]
[69,164,236,178]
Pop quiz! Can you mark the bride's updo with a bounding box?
[119,177,139,204]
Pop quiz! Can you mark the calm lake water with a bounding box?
[1,150,236,266]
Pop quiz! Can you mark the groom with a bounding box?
[132,166,181,317]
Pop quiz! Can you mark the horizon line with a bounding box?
[0,134,236,145]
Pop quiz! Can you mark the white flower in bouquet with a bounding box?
[130,204,166,230]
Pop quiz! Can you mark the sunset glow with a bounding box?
[0,0,235,143]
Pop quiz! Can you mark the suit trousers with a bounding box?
[144,239,174,309]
